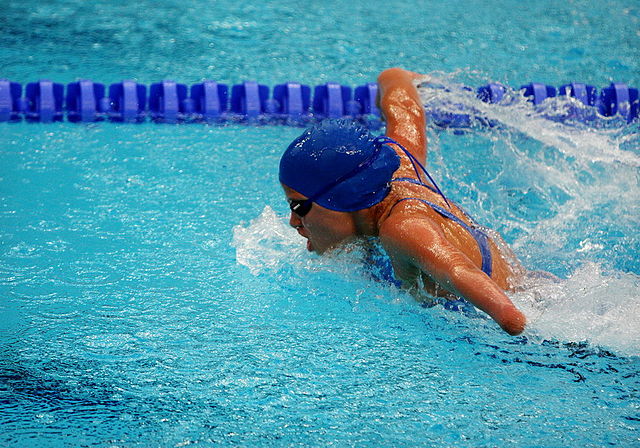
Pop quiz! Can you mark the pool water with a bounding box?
[1,0,639,446]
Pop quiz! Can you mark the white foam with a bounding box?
[231,206,304,276]
[231,206,374,280]
[512,263,640,356]
[416,74,640,167]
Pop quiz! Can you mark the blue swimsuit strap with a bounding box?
[390,176,439,194]
[391,196,493,277]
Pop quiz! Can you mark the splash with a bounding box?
[231,206,369,279]
[231,206,400,294]
[513,264,640,356]
[415,72,640,166]
[231,206,304,276]
[413,72,639,355]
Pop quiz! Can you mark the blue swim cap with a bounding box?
[279,119,400,212]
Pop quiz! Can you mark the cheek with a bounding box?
[306,216,353,245]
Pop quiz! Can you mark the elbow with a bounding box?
[378,68,418,91]
[378,67,407,83]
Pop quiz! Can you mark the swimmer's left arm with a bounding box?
[377,68,428,164]
[380,217,527,335]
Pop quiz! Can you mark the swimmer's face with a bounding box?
[282,185,357,254]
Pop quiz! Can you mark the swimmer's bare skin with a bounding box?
[285,68,526,335]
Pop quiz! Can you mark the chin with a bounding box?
[310,244,325,255]
[306,234,353,255]
[308,240,331,255]
[311,240,347,256]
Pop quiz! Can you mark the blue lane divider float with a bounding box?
[109,80,146,122]
[66,80,106,122]
[0,78,638,125]
[600,82,639,121]
[520,83,557,105]
[477,83,506,104]
[313,82,351,118]
[558,82,597,106]
[273,82,311,124]
[0,79,22,122]
[230,81,270,118]
[191,80,228,121]
[25,80,65,122]
[149,80,188,123]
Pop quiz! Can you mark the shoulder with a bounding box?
[378,207,445,266]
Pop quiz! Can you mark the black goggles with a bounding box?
[288,198,313,217]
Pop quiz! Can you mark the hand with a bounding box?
[499,309,527,336]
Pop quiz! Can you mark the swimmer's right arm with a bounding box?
[380,216,527,335]
[377,68,428,164]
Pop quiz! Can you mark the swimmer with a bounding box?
[279,68,527,335]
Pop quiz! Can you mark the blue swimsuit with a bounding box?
[390,177,493,277]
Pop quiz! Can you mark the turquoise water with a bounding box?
[2,0,639,87]
[1,0,639,447]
